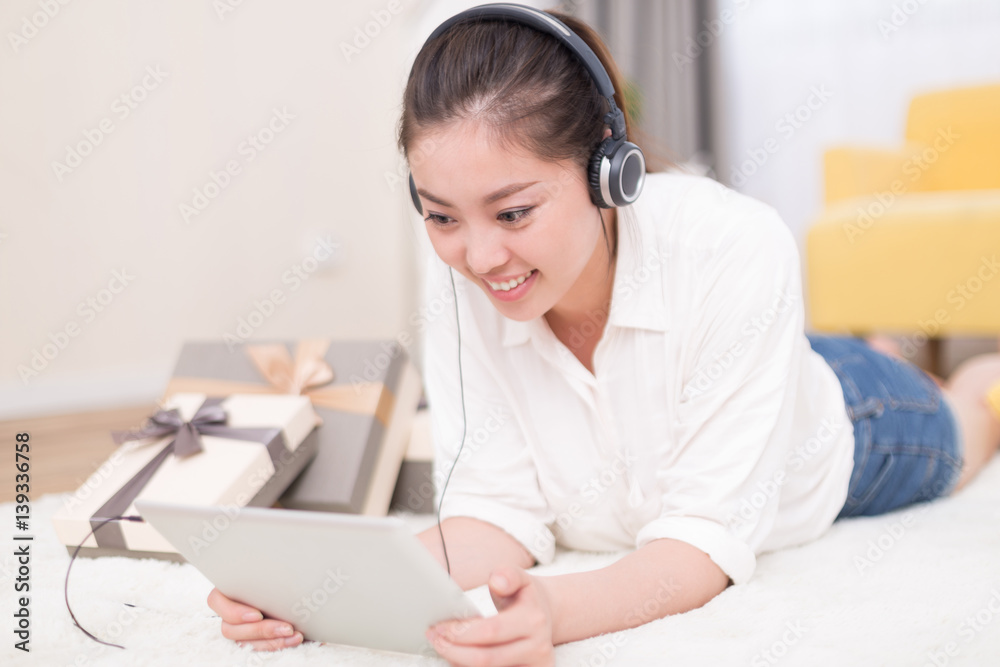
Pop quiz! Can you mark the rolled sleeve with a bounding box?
[422,255,556,566]
[637,207,805,585]
[635,516,757,585]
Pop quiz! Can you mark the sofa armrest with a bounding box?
[823,146,916,204]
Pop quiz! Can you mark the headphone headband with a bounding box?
[408,2,644,210]
[425,3,625,140]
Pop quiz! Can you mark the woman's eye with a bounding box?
[425,213,454,226]
[497,207,533,224]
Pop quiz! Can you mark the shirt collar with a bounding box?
[502,203,667,348]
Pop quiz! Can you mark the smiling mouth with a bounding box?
[484,269,535,292]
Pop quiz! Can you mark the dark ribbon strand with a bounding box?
[111,399,229,457]
[90,397,289,550]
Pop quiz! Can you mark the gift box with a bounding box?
[51,392,318,560]
[165,339,423,515]
[390,403,436,514]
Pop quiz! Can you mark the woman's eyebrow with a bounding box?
[416,188,453,207]
[483,181,539,204]
[417,181,540,209]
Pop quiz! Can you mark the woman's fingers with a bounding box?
[220,618,298,642]
[235,633,304,652]
[208,587,303,651]
[207,588,263,624]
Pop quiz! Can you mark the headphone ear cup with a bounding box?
[408,172,422,214]
[587,139,613,209]
[607,140,646,206]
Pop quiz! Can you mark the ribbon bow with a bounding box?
[94,396,293,551]
[112,401,228,457]
[164,339,395,427]
[245,339,335,396]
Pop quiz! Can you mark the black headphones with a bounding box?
[407,2,645,213]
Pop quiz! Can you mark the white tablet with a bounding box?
[134,499,481,656]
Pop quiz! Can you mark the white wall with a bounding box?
[712,0,1000,245]
[0,0,426,418]
[8,1,997,418]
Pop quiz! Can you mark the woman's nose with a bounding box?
[464,224,510,276]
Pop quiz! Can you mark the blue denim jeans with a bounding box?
[806,334,964,520]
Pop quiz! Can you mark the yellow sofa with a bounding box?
[806,83,1000,344]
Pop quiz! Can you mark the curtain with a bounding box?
[566,0,718,174]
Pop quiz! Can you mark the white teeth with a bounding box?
[488,270,533,291]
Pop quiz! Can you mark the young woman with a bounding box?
[207,5,1000,665]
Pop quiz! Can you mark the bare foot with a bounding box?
[944,354,1000,492]
[864,334,946,387]
[864,334,902,359]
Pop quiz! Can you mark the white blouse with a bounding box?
[421,171,855,585]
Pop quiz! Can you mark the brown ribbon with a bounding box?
[111,400,228,457]
[163,339,395,426]
[92,396,290,551]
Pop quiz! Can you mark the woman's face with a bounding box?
[410,119,614,324]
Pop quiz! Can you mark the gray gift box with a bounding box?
[389,403,436,514]
[168,339,423,515]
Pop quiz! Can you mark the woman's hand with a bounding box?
[426,566,556,667]
[207,588,304,651]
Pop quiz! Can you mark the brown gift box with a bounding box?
[166,339,422,515]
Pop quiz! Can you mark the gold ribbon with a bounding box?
[163,339,395,427]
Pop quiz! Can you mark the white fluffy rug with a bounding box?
[4,455,1000,667]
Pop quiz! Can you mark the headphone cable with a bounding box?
[64,514,144,649]
[434,266,467,578]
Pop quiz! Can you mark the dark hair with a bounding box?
[397,9,647,275]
